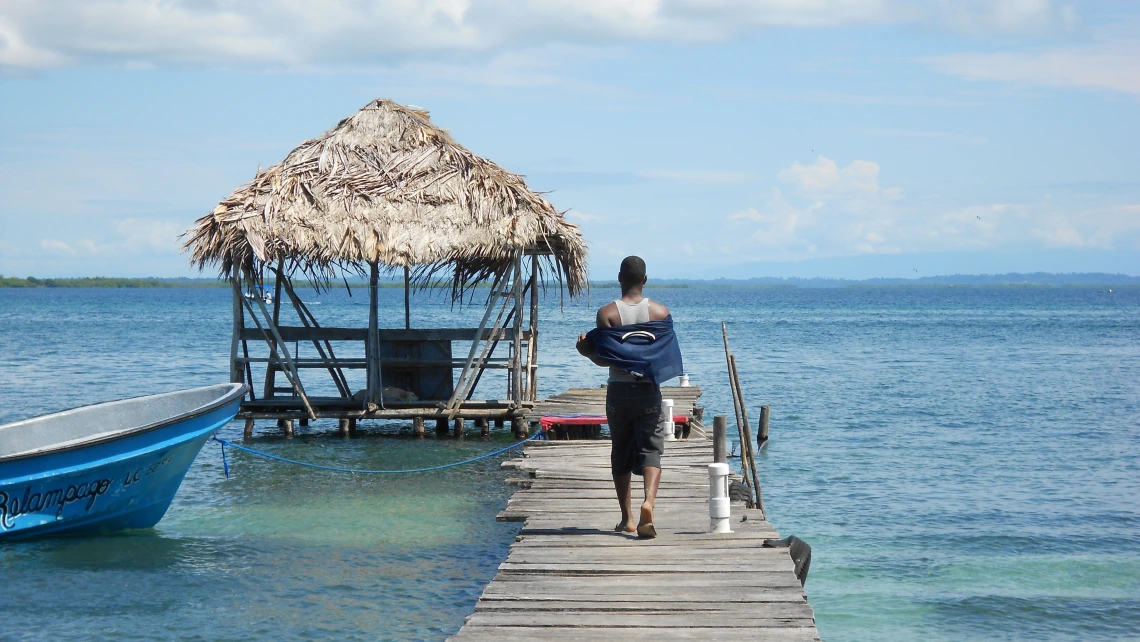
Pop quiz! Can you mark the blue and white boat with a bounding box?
[0,383,246,540]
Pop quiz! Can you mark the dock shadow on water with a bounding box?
[0,425,522,641]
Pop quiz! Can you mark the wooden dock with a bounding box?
[449,435,820,641]
[524,386,703,423]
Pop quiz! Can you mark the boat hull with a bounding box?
[0,391,242,541]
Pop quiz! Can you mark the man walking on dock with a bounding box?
[576,256,682,539]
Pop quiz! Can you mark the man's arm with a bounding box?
[576,304,617,367]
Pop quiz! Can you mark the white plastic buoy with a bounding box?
[709,462,732,533]
[661,398,676,441]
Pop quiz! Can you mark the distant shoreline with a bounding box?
[2,273,1137,289]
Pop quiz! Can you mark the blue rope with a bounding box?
[220,440,230,478]
[212,430,544,476]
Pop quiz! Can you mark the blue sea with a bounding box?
[1,285,1137,641]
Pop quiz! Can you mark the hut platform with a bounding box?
[448,437,820,641]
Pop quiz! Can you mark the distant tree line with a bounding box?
[2,273,1136,289]
[0,276,226,288]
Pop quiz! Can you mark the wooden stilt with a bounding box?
[230,278,243,384]
[511,417,526,439]
[436,418,448,436]
[338,418,350,437]
[403,265,411,330]
[759,405,771,444]
[243,418,255,438]
[526,253,540,401]
[282,419,294,438]
[413,416,425,439]
[347,418,357,437]
[453,417,465,438]
[477,418,490,437]
[367,262,381,407]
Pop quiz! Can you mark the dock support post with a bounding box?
[280,419,294,438]
[244,418,255,439]
[511,417,526,439]
[453,417,465,438]
[338,418,350,437]
[413,417,425,439]
[230,278,244,384]
[759,405,770,444]
[477,418,490,437]
[436,418,448,436]
[366,262,382,407]
[713,415,727,464]
[403,265,411,330]
[347,418,357,437]
[526,252,540,401]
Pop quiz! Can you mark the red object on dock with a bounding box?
[539,415,689,431]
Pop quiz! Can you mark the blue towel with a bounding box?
[586,316,684,384]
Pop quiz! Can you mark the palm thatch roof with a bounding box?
[183,98,588,297]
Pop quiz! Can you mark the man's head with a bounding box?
[618,256,647,289]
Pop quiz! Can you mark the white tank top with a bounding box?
[608,298,651,383]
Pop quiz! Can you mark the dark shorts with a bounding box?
[606,381,664,476]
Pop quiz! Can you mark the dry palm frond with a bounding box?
[182,99,588,297]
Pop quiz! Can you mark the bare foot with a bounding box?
[614,518,636,533]
[636,503,656,539]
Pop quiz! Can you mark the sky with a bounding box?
[0,0,1137,280]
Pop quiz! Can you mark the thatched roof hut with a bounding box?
[183,98,588,296]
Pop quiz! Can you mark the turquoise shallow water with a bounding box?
[1,285,1137,640]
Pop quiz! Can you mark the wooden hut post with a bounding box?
[526,253,540,401]
[263,268,285,398]
[511,253,524,406]
[413,416,425,439]
[367,262,381,406]
[403,265,411,330]
[230,277,244,385]
[436,417,448,436]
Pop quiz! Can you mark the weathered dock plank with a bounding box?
[449,437,819,641]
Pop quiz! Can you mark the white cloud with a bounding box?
[928,36,1140,96]
[39,239,75,254]
[934,0,1071,35]
[723,158,1140,261]
[566,210,603,222]
[778,156,888,196]
[0,0,1069,71]
[39,219,184,257]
